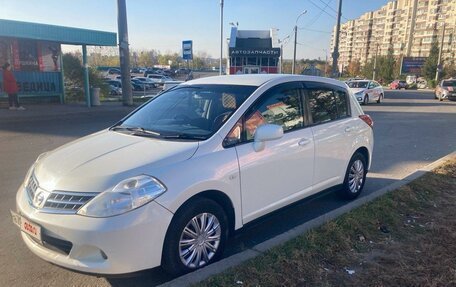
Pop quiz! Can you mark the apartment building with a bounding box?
[330,0,456,71]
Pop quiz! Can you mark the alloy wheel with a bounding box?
[179,213,221,269]
[348,159,364,193]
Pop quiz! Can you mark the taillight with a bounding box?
[359,114,373,128]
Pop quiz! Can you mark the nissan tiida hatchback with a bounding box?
[12,75,374,276]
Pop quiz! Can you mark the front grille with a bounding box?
[42,233,73,255]
[29,233,73,255]
[26,174,39,202]
[43,191,97,213]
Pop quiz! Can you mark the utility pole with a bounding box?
[331,0,342,78]
[220,0,224,75]
[292,25,298,74]
[323,49,328,77]
[373,43,379,81]
[435,22,446,82]
[117,0,132,106]
[292,10,307,74]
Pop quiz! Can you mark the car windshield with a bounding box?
[115,84,257,140]
[442,80,456,87]
[347,81,369,88]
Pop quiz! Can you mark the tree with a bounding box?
[361,60,374,79]
[347,60,361,77]
[63,53,108,101]
[421,40,439,81]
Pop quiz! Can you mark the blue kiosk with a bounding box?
[0,19,117,107]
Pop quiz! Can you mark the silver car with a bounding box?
[347,80,384,105]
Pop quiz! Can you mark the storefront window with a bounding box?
[247,57,257,65]
[261,57,269,66]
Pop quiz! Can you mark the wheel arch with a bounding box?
[354,146,370,169]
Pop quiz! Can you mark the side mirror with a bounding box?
[253,124,284,152]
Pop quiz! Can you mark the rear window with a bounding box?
[347,81,368,88]
[442,81,456,87]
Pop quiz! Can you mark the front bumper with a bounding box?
[16,184,174,275]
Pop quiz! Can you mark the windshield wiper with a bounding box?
[110,126,161,137]
[160,133,207,140]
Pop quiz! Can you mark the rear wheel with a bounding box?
[377,93,383,104]
[162,198,228,276]
[339,153,367,200]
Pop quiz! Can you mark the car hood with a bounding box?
[33,130,199,193]
[349,88,367,94]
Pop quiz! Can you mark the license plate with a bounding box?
[11,210,42,242]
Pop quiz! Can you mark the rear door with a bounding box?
[305,82,355,191]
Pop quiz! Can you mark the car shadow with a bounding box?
[104,176,398,286]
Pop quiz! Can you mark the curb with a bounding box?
[158,151,456,287]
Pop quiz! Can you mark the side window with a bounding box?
[307,85,349,124]
[307,88,338,124]
[244,85,304,141]
[334,90,350,118]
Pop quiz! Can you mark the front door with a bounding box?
[243,66,260,74]
[235,82,315,223]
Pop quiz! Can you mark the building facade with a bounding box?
[330,0,456,71]
[227,28,280,74]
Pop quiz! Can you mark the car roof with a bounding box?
[348,79,370,82]
[181,74,347,88]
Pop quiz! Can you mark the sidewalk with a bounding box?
[0,102,137,122]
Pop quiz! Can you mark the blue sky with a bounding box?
[0,0,389,60]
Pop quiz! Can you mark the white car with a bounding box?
[147,74,173,85]
[347,80,384,105]
[12,75,374,276]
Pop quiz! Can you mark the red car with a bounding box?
[390,80,408,90]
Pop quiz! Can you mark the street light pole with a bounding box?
[292,10,307,75]
[220,0,224,75]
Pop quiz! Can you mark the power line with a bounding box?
[298,27,331,34]
[317,0,349,20]
[308,0,337,20]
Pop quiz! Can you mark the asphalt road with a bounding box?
[0,90,455,286]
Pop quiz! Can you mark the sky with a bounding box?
[0,0,390,60]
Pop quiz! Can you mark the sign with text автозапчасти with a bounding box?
[229,48,281,58]
[182,40,193,60]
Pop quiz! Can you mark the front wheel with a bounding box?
[339,153,367,200]
[363,95,369,105]
[162,198,228,276]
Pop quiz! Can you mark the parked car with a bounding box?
[435,79,456,101]
[12,74,373,276]
[347,80,384,104]
[390,80,408,90]
[132,77,157,89]
[130,80,143,91]
[147,74,174,85]
[144,68,164,77]
[105,80,121,89]
[131,78,151,90]
[108,84,122,95]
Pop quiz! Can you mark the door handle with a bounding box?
[298,138,311,146]
[345,126,355,133]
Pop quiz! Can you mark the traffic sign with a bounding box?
[182,40,193,60]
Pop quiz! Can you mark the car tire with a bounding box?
[339,152,367,200]
[377,93,383,104]
[363,95,369,105]
[162,198,228,276]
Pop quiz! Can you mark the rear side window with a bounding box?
[306,84,350,125]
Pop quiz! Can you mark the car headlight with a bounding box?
[77,175,167,217]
